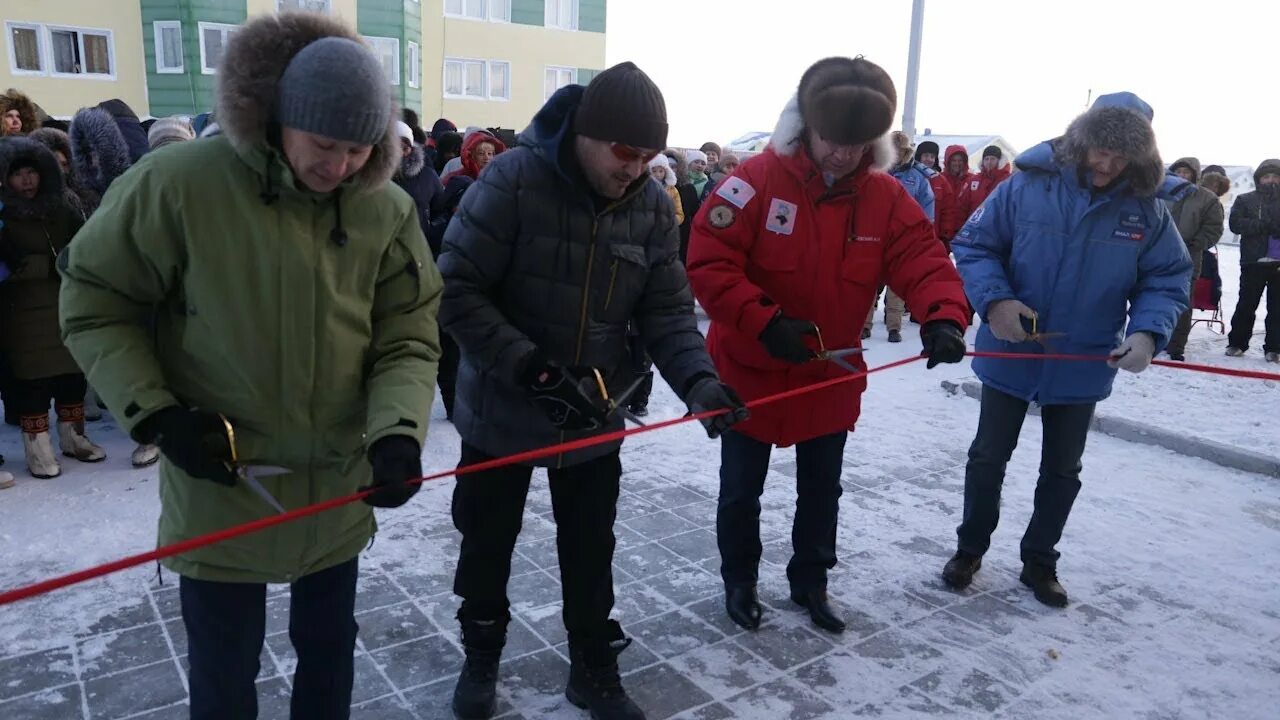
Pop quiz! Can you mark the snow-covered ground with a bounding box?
[0,245,1277,719]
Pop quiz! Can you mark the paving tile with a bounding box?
[515,536,559,570]
[350,692,417,720]
[628,609,724,659]
[658,528,720,565]
[643,565,721,608]
[265,594,291,636]
[520,602,568,649]
[256,676,293,719]
[85,597,160,636]
[667,639,778,701]
[507,570,561,612]
[131,701,190,719]
[844,684,957,717]
[685,596,751,640]
[0,646,76,702]
[671,500,717,526]
[495,648,570,715]
[370,634,462,690]
[735,623,833,671]
[402,675,514,718]
[78,623,172,679]
[503,616,551,660]
[615,492,661,522]
[164,618,187,658]
[0,683,83,720]
[83,660,186,720]
[909,664,1020,714]
[151,587,182,621]
[901,608,999,653]
[673,702,735,720]
[357,601,437,652]
[614,542,687,581]
[354,572,411,614]
[614,583,679,626]
[623,511,700,541]
[944,594,1035,637]
[625,662,715,719]
[722,677,833,720]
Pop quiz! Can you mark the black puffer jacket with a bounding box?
[1228,159,1280,265]
[439,85,717,467]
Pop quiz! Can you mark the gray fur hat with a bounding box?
[1054,91,1163,196]
[68,106,132,196]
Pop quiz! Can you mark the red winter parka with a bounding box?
[686,104,969,447]
[927,172,959,250]
[956,160,1011,221]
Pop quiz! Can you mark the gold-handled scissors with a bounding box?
[218,414,292,514]
[590,369,648,427]
[811,325,866,374]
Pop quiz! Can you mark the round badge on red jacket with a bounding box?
[709,205,736,229]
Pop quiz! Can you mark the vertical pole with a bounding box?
[902,0,927,138]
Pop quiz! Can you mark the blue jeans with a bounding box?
[957,385,1095,567]
[180,557,359,720]
[717,430,847,592]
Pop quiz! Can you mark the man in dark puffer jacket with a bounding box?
[439,62,747,720]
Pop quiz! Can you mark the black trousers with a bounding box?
[957,385,1095,567]
[11,373,86,417]
[717,430,847,592]
[1227,263,1280,353]
[180,557,360,720]
[438,331,460,419]
[626,326,654,408]
[452,442,621,641]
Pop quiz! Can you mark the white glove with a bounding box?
[1108,333,1156,373]
[985,299,1036,343]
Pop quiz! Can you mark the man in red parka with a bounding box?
[915,140,960,250]
[686,56,970,635]
[944,144,976,210]
[957,145,1011,221]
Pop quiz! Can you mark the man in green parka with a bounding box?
[57,13,441,719]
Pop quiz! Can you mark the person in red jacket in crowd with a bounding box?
[915,140,960,250]
[957,145,1011,221]
[441,129,506,184]
[686,56,970,635]
[944,144,976,206]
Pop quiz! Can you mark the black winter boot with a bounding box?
[1020,563,1069,608]
[941,550,982,590]
[452,609,509,719]
[565,620,646,720]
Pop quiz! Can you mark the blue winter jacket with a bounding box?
[890,161,937,223]
[952,140,1192,405]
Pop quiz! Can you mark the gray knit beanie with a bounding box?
[147,116,195,150]
[276,37,390,145]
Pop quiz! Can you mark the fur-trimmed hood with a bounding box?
[69,107,133,196]
[0,137,64,219]
[1052,92,1163,197]
[648,153,677,187]
[768,95,894,172]
[215,12,399,193]
[399,143,426,179]
[1253,159,1280,186]
[0,88,39,135]
[1168,156,1201,183]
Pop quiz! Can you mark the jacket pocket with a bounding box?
[598,243,649,323]
[840,239,882,287]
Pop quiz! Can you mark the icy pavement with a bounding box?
[1,244,1278,719]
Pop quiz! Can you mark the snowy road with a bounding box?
[0,245,1277,719]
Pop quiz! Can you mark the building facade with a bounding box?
[3,0,605,131]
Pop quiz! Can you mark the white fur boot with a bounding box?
[22,415,61,479]
[56,404,107,463]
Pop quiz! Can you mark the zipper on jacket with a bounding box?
[603,259,620,312]
[573,228,598,366]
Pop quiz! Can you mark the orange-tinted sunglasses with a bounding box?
[610,143,660,164]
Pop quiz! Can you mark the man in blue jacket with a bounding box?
[942,92,1192,607]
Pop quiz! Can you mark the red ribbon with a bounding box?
[1,350,1273,607]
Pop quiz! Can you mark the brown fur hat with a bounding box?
[1199,171,1230,198]
[215,12,398,193]
[0,88,40,135]
[797,57,896,147]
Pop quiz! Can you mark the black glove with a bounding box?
[686,377,750,439]
[361,435,422,508]
[920,320,967,369]
[520,353,607,431]
[758,314,818,364]
[140,407,236,486]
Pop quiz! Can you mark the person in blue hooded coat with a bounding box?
[942,92,1192,608]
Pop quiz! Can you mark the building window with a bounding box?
[153,21,183,74]
[444,0,509,22]
[277,0,332,12]
[6,23,44,74]
[545,0,578,30]
[198,22,237,75]
[444,58,510,100]
[47,26,114,77]
[544,66,576,101]
[406,41,420,89]
[363,36,400,86]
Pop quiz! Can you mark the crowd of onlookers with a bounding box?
[1,80,1277,489]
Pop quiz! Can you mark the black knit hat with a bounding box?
[915,140,939,163]
[798,57,897,146]
[573,61,668,149]
[982,145,1002,160]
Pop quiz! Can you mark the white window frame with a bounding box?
[544,65,576,101]
[5,22,46,76]
[198,22,237,75]
[544,0,579,31]
[362,35,400,87]
[487,60,510,101]
[276,0,333,13]
[153,21,184,74]
[46,25,116,79]
[444,0,510,23]
[406,41,420,89]
[443,57,509,101]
